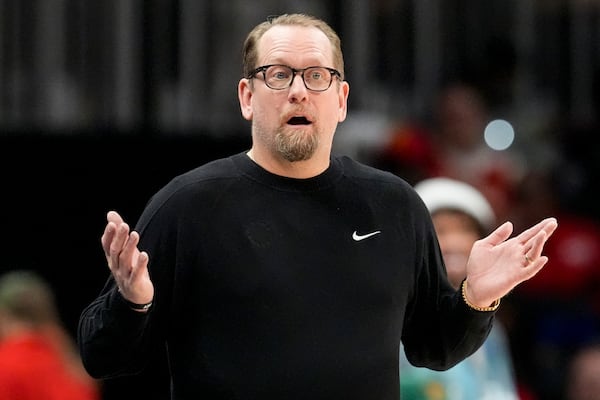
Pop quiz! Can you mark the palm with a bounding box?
[464,218,557,307]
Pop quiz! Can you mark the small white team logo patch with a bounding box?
[352,230,382,241]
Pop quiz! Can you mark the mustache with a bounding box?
[281,108,315,122]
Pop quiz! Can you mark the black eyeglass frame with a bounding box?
[248,64,342,92]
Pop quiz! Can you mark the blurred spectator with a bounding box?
[372,118,439,185]
[0,270,100,400]
[565,341,600,400]
[400,177,519,400]
[375,81,526,222]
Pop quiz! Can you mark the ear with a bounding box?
[337,81,350,122]
[238,78,253,121]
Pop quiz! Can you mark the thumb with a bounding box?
[479,221,514,247]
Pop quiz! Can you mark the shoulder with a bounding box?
[173,155,239,185]
[334,155,421,198]
[336,155,413,186]
[157,154,241,198]
[134,154,244,228]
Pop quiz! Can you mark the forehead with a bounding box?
[257,25,333,66]
[432,210,481,233]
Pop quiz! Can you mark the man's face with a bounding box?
[238,25,349,162]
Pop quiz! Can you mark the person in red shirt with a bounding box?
[0,270,100,400]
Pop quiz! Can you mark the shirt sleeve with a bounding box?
[77,277,160,379]
[400,201,495,371]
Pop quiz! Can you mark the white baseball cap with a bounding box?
[414,177,496,231]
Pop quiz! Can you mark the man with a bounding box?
[78,13,557,400]
[400,177,518,399]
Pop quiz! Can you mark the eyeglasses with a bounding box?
[248,64,341,92]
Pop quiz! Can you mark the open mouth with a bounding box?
[287,116,311,125]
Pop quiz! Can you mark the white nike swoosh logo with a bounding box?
[352,230,382,241]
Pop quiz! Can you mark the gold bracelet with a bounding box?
[461,279,500,312]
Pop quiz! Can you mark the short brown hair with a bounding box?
[242,13,345,80]
[0,270,58,327]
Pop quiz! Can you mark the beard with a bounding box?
[274,125,319,162]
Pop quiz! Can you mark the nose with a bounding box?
[287,71,308,102]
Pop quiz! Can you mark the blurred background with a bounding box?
[2,1,600,399]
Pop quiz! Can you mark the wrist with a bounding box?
[118,288,153,312]
[123,298,153,312]
[461,279,500,312]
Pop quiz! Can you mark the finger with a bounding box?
[113,222,130,251]
[102,211,123,253]
[541,217,558,237]
[107,210,124,225]
[516,217,557,245]
[478,221,513,247]
[131,250,150,282]
[522,218,557,258]
[101,221,117,255]
[108,222,130,273]
[104,211,128,264]
[526,231,549,259]
[119,230,141,277]
[522,255,549,280]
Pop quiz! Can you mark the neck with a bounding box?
[247,148,330,179]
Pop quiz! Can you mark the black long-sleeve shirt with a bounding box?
[78,152,494,400]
